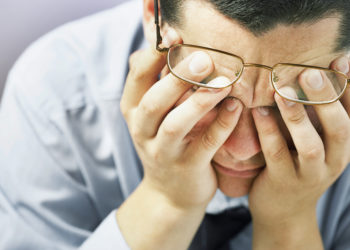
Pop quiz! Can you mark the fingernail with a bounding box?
[226,97,239,112]
[279,86,297,107]
[257,107,269,116]
[335,57,349,74]
[306,70,324,90]
[208,76,230,92]
[189,51,210,74]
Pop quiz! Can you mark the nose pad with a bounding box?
[230,67,276,107]
[230,67,258,107]
[223,109,261,161]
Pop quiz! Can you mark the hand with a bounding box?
[334,55,350,116]
[249,55,350,225]
[120,47,243,209]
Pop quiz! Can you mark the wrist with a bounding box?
[117,180,207,250]
[140,179,208,215]
[142,176,212,210]
[252,210,323,250]
[253,207,316,229]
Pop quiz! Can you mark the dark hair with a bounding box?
[159,0,350,51]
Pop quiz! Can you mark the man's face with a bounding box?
[173,1,343,197]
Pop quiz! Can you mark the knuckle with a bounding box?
[120,101,133,126]
[287,109,306,125]
[140,100,161,117]
[130,125,143,142]
[128,51,141,67]
[328,123,350,144]
[266,145,288,161]
[201,132,219,150]
[149,147,163,163]
[192,95,213,113]
[260,123,279,137]
[300,146,323,161]
[128,54,137,73]
[161,124,181,138]
[128,51,144,79]
[120,99,129,117]
[216,114,232,131]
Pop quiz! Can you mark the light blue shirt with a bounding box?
[0,1,349,249]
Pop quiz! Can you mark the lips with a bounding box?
[212,161,265,178]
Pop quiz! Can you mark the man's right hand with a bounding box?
[121,46,242,209]
[118,46,243,249]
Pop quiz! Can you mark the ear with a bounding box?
[142,0,156,45]
[142,0,182,47]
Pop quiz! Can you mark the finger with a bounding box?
[298,69,340,103]
[160,64,170,79]
[160,28,182,79]
[121,47,167,111]
[157,77,232,149]
[298,70,350,170]
[329,55,350,77]
[330,56,350,115]
[252,106,296,179]
[135,50,215,138]
[341,87,350,117]
[186,97,243,164]
[274,88,325,177]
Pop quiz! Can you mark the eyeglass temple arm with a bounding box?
[347,79,350,86]
[154,0,168,52]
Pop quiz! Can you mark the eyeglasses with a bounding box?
[154,0,350,105]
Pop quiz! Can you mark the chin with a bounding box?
[216,173,254,197]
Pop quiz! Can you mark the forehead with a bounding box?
[177,1,342,66]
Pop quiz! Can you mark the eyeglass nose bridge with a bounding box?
[238,63,275,84]
[243,63,273,71]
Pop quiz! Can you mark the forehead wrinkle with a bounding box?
[178,1,342,66]
[257,17,341,57]
[181,1,257,48]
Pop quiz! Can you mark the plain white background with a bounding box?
[0,0,127,99]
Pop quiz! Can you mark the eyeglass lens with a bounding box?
[168,45,347,104]
[168,45,242,88]
[272,65,347,103]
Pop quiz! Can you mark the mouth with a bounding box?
[212,161,265,178]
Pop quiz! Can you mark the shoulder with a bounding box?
[319,166,350,250]
[5,0,143,116]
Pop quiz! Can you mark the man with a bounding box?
[0,0,350,249]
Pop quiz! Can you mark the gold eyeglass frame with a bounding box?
[154,0,350,105]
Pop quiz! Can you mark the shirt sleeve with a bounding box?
[329,166,350,250]
[333,223,350,250]
[317,165,350,250]
[80,210,130,250]
[0,28,129,250]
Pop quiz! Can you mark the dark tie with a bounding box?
[188,206,252,250]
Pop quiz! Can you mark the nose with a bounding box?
[223,108,261,161]
[229,66,276,107]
